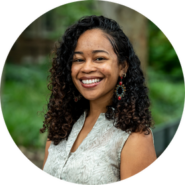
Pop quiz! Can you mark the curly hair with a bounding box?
[40,15,154,145]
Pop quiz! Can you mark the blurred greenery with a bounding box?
[148,21,184,81]
[147,67,184,124]
[1,60,51,148]
[43,0,101,40]
[0,1,184,148]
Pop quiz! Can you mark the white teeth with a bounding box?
[82,78,101,84]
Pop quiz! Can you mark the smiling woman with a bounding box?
[40,15,156,184]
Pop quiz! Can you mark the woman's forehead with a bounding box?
[75,29,115,53]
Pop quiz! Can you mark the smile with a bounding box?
[82,79,101,84]
[80,79,103,88]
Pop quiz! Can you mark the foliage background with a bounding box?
[0,1,184,167]
[148,21,183,81]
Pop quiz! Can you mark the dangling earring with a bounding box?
[73,91,82,102]
[115,73,126,100]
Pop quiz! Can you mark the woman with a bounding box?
[40,15,156,184]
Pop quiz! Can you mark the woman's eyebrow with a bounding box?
[74,50,109,55]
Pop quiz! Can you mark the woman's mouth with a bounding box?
[80,78,103,88]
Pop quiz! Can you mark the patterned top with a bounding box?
[43,111,153,184]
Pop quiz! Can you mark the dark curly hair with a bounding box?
[40,15,153,145]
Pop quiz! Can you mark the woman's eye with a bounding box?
[75,59,81,62]
[97,58,104,59]
[74,57,104,62]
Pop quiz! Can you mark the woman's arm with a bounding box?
[42,139,52,170]
[120,131,157,180]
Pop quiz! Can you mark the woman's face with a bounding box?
[71,28,125,102]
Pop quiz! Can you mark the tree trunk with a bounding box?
[95,0,148,84]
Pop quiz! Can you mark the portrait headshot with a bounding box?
[41,14,156,183]
[0,1,184,185]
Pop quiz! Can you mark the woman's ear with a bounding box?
[119,60,129,75]
[124,60,129,73]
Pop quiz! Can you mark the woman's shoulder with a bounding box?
[120,130,157,180]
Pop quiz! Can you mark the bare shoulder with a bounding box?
[126,130,154,148]
[120,130,157,180]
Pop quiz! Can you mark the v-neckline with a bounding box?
[70,111,105,154]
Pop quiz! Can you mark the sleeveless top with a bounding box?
[43,111,154,184]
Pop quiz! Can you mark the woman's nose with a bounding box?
[81,59,96,73]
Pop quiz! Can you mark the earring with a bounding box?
[73,92,82,102]
[115,73,126,100]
